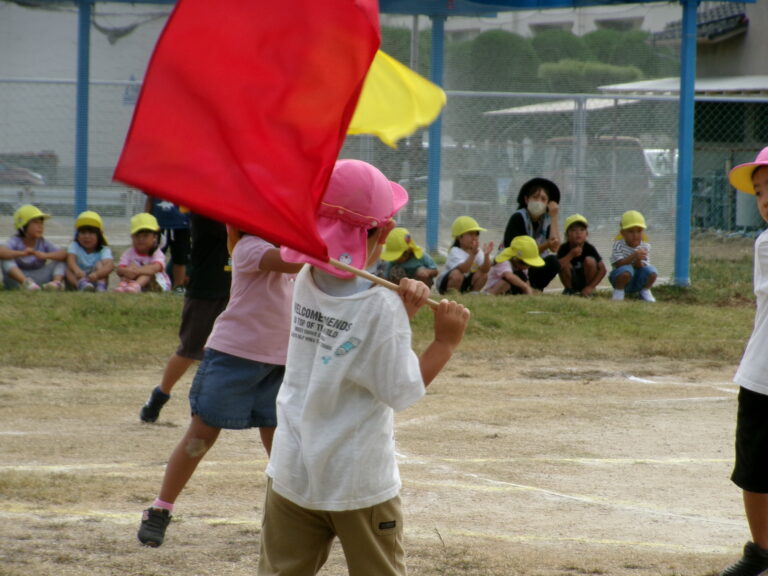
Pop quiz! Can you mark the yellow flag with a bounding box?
[348,50,447,148]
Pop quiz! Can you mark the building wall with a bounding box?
[697,3,768,77]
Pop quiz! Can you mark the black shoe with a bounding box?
[138,507,172,547]
[140,387,170,423]
[720,542,768,576]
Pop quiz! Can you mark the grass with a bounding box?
[0,234,759,372]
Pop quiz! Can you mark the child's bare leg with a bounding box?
[613,271,631,290]
[7,267,26,285]
[582,257,597,285]
[157,415,221,504]
[745,490,768,549]
[471,271,488,291]
[644,271,657,289]
[444,269,464,292]
[65,269,80,288]
[414,267,434,287]
[259,426,276,457]
[559,265,573,289]
[159,354,196,396]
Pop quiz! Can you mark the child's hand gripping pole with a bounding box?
[328,257,441,311]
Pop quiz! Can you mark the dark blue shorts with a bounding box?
[189,348,284,430]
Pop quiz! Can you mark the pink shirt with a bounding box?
[206,235,295,365]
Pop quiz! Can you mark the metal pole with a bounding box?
[674,0,699,286]
[75,0,92,216]
[426,15,445,253]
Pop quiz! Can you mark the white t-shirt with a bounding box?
[266,266,425,511]
[734,229,768,395]
[435,246,486,287]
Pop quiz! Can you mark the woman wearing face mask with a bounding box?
[501,177,561,292]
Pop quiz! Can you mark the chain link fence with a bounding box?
[1,7,767,285]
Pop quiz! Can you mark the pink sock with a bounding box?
[152,498,174,513]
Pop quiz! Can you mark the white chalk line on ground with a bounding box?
[406,526,737,555]
[0,455,730,474]
[0,504,736,556]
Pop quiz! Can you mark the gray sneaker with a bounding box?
[720,542,768,576]
[137,507,172,547]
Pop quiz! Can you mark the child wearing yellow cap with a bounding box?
[114,213,171,293]
[557,214,606,297]
[609,210,657,302]
[436,216,493,294]
[482,235,544,295]
[0,204,67,291]
[380,227,438,288]
[66,211,114,292]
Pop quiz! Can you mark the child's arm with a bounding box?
[33,248,67,262]
[120,261,163,280]
[0,245,32,259]
[479,241,494,272]
[259,248,304,274]
[66,253,84,278]
[89,259,114,282]
[502,270,533,294]
[420,299,470,387]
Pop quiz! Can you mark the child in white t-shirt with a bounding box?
[259,159,470,576]
[436,215,493,294]
[719,147,768,576]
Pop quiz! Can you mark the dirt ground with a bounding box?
[0,355,747,576]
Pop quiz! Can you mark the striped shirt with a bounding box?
[610,239,651,266]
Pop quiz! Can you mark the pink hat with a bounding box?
[729,147,768,195]
[281,159,408,278]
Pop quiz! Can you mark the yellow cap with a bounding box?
[75,210,108,245]
[564,213,588,232]
[130,212,160,235]
[616,210,649,240]
[381,227,423,261]
[13,204,50,230]
[620,210,646,230]
[451,215,486,238]
[496,235,545,267]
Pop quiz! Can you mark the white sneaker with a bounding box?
[640,289,656,303]
[612,289,625,301]
[22,278,40,291]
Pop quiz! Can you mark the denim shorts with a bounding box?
[609,264,657,293]
[189,348,284,429]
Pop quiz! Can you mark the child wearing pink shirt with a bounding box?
[136,230,301,547]
[115,213,171,293]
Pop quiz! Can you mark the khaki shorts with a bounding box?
[258,479,405,576]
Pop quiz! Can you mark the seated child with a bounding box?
[0,204,66,291]
[115,213,171,293]
[436,215,493,294]
[609,210,657,302]
[380,227,438,287]
[483,235,544,295]
[557,214,606,297]
[66,210,114,292]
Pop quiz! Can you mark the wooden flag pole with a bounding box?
[329,258,440,311]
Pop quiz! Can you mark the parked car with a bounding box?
[0,161,45,186]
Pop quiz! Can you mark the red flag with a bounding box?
[114,0,380,262]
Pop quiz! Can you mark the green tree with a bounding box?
[469,30,541,92]
[532,30,593,64]
[539,59,643,93]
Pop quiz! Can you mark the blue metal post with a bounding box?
[426,15,445,253]
[74,0,92,216]
[674,0,699,286]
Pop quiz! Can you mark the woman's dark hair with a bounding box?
[516,177,561,209]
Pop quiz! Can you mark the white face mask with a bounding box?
[527,200,547,218]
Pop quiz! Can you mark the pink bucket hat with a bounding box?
[281,159,408,278]
[729,147,768,194]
